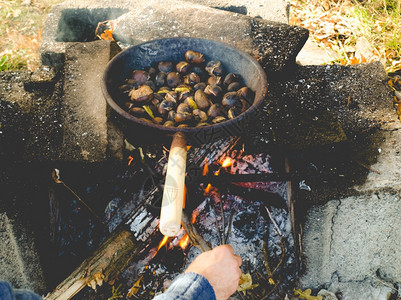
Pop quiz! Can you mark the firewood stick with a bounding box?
[160,132,187,236]
[44,227,140,300]
[182,211,211,252]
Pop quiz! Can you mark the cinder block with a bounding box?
[59,40,122,162]
[0,213,45,294]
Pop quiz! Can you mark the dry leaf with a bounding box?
[294,288,323,300]
[237,273,259,294]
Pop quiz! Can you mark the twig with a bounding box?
[181,211,211,252]
[209,200,223,245]
[219,195,226,244]
[265,207,282,236]
[271,226,285,275]
[51,169,106,228]
[262,238,275,285]
[264,207,286,275]
[367,273,399,292]
[224,208,235,244]
[235,291,246,300]
[355,160,382,174]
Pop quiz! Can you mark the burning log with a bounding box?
[44,227,141,300]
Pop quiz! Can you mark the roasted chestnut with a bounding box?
[121,49,255,127]
[194,90,211,110]
[166,72,181,88]
[185,50,205,64]
[130,85,153,103]
[205,60,224,76]
[132,70,149,85]
[223,73,241,86]
[158,61,173,73]
[176,61,191,74]
[207,103,222,118]
[222,92,241,108]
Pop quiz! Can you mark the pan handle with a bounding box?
[159,132,187,236]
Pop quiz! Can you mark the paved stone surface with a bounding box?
[184,0,290,23]
[41,0,308,74]
[300,190,400,299]
[60,40,121,162]
[0,213,45,294]
[296,38,342,65]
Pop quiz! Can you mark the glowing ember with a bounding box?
[183,185,187,209]
[203,183,212,195]
[221,157,233,168]
[157,235,169,252]
[179,234,190,250]
[127,155,134,165]
[202,162,209,176]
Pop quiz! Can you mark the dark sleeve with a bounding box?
[0,281,42,300]
[153,272,216,300]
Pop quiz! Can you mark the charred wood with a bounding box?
[44,227,141,300]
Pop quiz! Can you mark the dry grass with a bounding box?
[0,0,63,71]
[290,0,401,73]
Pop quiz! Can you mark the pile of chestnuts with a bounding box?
[119,50,254,127]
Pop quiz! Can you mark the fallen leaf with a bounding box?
[238,273,259,294]
[294,288,323,300]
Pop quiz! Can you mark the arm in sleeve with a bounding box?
[153,272,216,300]
[0,281,42,300]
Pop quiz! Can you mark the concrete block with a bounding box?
[0,213,45,294]
[184,0,290,23]
[40,0,308,74]
[60,40,122,162]
[300,190,401,299]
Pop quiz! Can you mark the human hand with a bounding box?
[185,245,242,300]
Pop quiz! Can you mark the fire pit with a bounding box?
[41,38,298,300]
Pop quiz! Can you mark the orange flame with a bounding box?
[179,234,190,250]
[221,157,233,168]
[183,184,187,209]
[202,163,209,176]
[203,183,212,195]
[127,155,134,165]
[157,235,169,252]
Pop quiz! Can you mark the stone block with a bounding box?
[60,40,122,162]
[40,0,308,74]
[184,0,290,23]
[0,213,45,294]
[300,190,401,299]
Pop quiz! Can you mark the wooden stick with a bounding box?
[44,227,141,300]
[160,132,187,236]
[182,211,211,252]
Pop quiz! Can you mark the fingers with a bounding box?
[234,254,242,267]
[216,244,234,254]
[214,245,242,267]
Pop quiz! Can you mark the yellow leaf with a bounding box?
[237,273,259,294]
[142,105,155,119]
[294,288,323,300]
[127,275,143,297]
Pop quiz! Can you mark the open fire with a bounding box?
[87,140,297,299]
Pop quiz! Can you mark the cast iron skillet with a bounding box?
[102,38,268,236]
[102,37,268,146]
